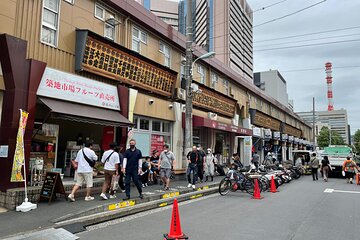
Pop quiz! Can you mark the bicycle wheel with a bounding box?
[260,176,269,192]
[244,179,263,195]
[219,179,231,196]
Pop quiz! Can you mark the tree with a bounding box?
[317,126,345,148]
[353,129,360,153]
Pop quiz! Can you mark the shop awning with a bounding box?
[39,97,132,127]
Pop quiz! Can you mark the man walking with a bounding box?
[122,139,143,200]
[187,146,199,190]
[310,153,319,181]
[100,143,120,200]
[197,146,206,182]
[158,144,176,190]
[342,156,359,184]
[68,140,98,202]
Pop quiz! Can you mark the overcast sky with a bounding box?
[247,0,360,134]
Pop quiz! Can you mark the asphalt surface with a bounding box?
[77,176,360,240]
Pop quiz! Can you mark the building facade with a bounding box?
[0,0,311,198]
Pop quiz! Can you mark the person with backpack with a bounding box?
[100,143,120,200]
[187,146,199,190]
[342,156,359,184]
[158,144,176,190]
[68,140,98,202]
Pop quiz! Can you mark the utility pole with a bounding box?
[184,0,193,156]
[312,97,315,148]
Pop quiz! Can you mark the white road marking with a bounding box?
[324,188,360,194]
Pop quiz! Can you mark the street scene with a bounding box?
[0,0,360,239]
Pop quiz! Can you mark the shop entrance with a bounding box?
[215,132,230,165]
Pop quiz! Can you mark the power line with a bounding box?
[279,66,360,72]
[252,0,288,13]
[254,39,360,52]
[254,0,327,28]
[254,33,360,48]
[254,26,360,43]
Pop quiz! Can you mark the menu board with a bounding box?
[151,135,164,153]
[39,172,66,204]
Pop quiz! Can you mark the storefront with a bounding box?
[252,127,264,163]
[273,131,282,163]
[31,67,132,182]
[281,133,288,161]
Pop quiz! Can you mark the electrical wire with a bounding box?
[254,0,327,28]
[252,0,288,13]
[254,26,360,43]
[279,66,360,72]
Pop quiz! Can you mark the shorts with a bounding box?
[345,171,355,179]
[76,172,93,188]
[160,168,172,179]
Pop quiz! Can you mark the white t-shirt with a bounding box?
[75,147,98,173]
[101,149,120,171]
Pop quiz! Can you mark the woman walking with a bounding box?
[310,153,319,181]
[204,148,216,182]
[321,156,331,182]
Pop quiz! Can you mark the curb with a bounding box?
[54,185,219,228]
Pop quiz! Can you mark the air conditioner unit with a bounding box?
[175,88,186,101]
[208,112,218,121]
[232,114,239,126]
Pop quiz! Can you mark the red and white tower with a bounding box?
[325,62,334,111]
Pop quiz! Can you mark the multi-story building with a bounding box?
[179,0,253,82]
[254,70,289,108]
[0,0,311,209]
[297,109,350,144]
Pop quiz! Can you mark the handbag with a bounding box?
[111,175,120,191]
[82,149,95,168]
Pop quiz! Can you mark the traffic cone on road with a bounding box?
[164,198,188,240]
[269,176,278,193]
[252,179,263,200]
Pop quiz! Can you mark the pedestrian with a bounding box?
[251,151,260,170]
[342,156,359,184]
[141,157,150,187]
[187,146,199,190]
[122,139,143,200]
[158,144,176,190]
[150,150,159,184]
[231,153,242,169]
[321,156,331,182]
[100,142,120,200]
[310,153,319,181]
[204,148,215,182]
[68,140,98,202]
[197,146,205,182]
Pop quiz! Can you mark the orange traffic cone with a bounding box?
[164,198,188,240]
[252,179,263,200]
[269,176,278,193]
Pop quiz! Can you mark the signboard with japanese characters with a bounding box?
[37,67,120,110]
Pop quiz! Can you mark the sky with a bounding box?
[246,0,360,134]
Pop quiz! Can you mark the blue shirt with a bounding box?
[124,148,142,171]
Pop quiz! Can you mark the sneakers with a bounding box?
[68,194,75,202]
[100,193,108,200]
[192,185,196,190]
[142,184,146,188]
[350,178,353,184]
[109,194,117,199]
[187,183,192,188]
[85,196,95,201]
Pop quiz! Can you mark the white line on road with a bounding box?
[324,188,360,194]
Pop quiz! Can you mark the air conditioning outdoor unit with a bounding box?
[175,88,186,101]
[208,112,218,121]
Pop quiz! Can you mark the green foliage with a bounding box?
[317,126,345,148]
[353,129,360,154]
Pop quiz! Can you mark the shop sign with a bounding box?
[253,111,281,131]
[38,67,120,110]
[282,134,288,141]
[193,86,236,117]
[273,131,281,140]
[283,124,302,137]
[264,129,272,140]
[294,138,299,144]
[288,135,294,142]
[252,127,262,137]
[76,31,177,98]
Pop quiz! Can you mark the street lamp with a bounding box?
[184,51,216,156]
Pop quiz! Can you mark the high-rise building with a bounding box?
[297,109,350,144]
[179,0,253,82]
[253,70,290,108]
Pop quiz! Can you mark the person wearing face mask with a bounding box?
[122,139,143,200]
[204,148,216,182]
[158,144,176,190]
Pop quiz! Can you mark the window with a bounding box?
[152,121,161,132]
[162,122,171,133]
[197,64,205,84]
[132,26,147,52]
[95,4,105,20]
[159,42,171,67]
[105,23,115,40]
[133,116,138,129]
[223,79,229,95]
[41,0,60,47]
[140,119,149,130]
[211,73,218,88]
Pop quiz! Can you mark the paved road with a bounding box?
[77,176,360,240]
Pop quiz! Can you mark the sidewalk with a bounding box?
[0,176,221,239]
